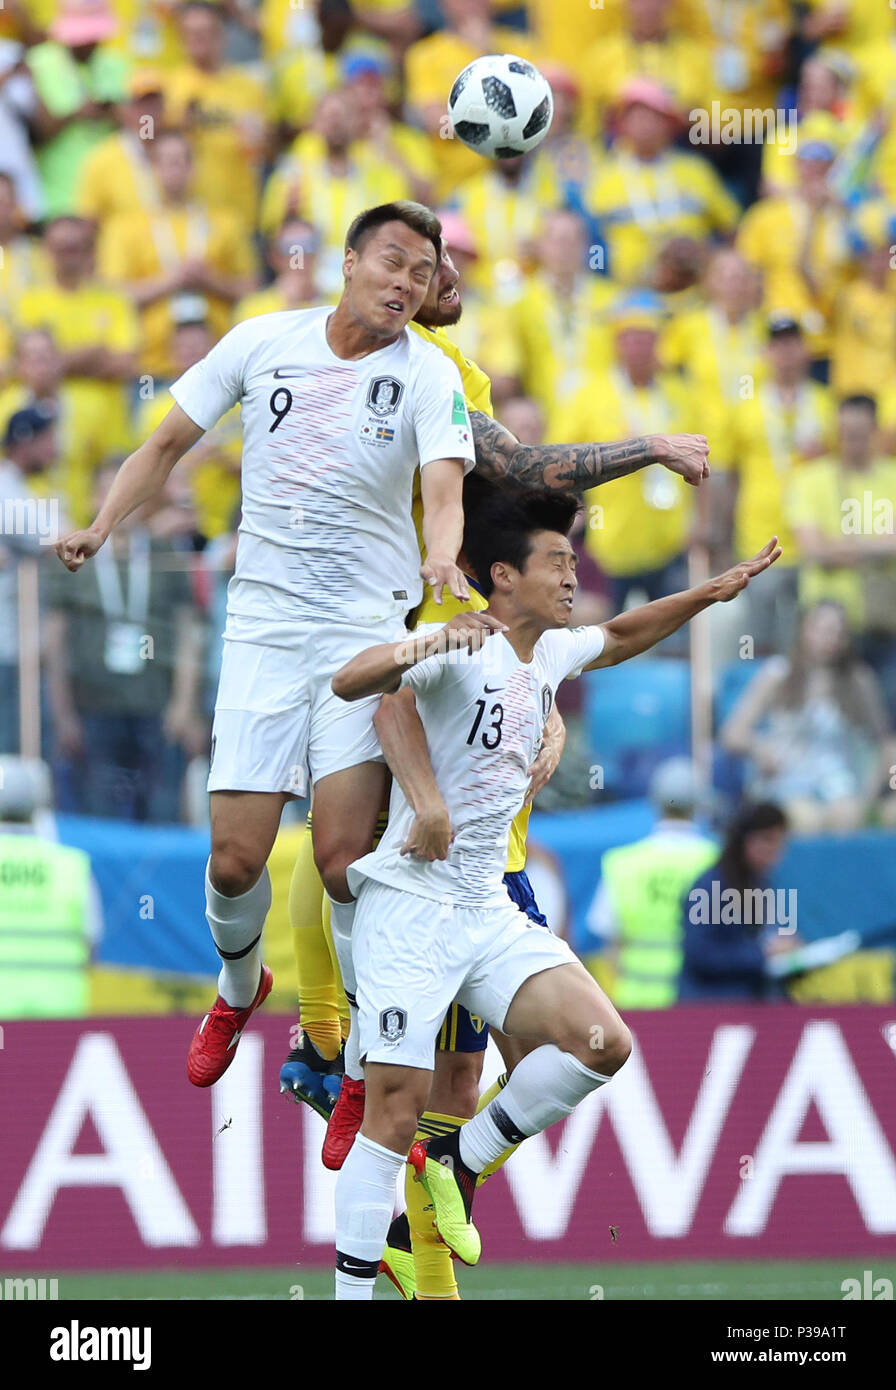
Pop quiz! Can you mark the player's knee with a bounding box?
[209,841,267,898]
[559,1018,632,1077]
[313,839,361,902]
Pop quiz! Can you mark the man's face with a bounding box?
[507,530,578,629]
[616,326,658,377]
[538,212,585,277]
[14,426,57,474]
[343,221,437,338]
[767,331,806,378]
[46,221,93,278]
[180,6,223,67]
[153,137,192,199]
[415,242,462,327]
[18,333,61,391]
[619,102,673,157]
[838,406,874,459]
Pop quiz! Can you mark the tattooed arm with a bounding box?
[470,411,711,493]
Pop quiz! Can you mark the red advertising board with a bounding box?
[2,1007,896,1269]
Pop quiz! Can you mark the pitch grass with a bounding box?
[38,1259,896,1301]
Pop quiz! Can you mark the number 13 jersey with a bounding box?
[170,306,474,645]
[348,625,606,907]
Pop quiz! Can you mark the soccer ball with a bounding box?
[447,53,554,159]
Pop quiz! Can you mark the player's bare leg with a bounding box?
[334,1060,432,1300]
[411,965,631,1261]
[312,761,389,1166]
[186,789,290,1086]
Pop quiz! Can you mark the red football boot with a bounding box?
[321,1075,366,1170]
[187,966,273,1087]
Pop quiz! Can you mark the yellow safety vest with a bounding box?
[601,832,717,1008]
[0,833,91,1018]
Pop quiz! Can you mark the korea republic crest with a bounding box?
[366,376,404,417]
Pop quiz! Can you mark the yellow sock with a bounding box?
[288,819,341,1060]
[407,1112,467,1300]
[473,1073,518,1185]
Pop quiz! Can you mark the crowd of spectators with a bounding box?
[2,0,896,828]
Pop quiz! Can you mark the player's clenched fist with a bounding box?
[439,611,507,653]
[56,527,105,572]
[710,536,783,602]
[652,433,711,486]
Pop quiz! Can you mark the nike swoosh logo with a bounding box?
[483,684,503,694]
[340,1259,372,1272]
[272,368,304,379]
[226,1028,244,1050]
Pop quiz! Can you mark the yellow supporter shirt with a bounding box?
[13,280,139,454]
[232,288,331,325]
[260,133,410,293]
[507,273,617,438]
[454,167,543,299]
[76,132,160,228]
[0,381,109,527]
[717,380,834,558]
[98,204,255,379]
[135,389,241,540]
[106,0,184,68]
[587,149,740,287]
[581,31,714,132]
[787,454,896,632]
[662,304,767,444]
[803,0,895,56]
[736,194,851,356]
[162,63,269,228]
[0,235,49,303]
[403,27,538,201]
[831,278,896,399]
[557,368,695,577]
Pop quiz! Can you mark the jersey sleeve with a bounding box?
[169,320,257,431]
[557,625,607,680]
[412,353,476,473]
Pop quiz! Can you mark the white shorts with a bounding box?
[207,617,407,798]
[353,879,578,1070]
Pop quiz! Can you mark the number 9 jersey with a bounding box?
[169,306,475,646]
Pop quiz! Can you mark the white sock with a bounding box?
[459,1044,611,1173]
[205,859,270,1007]
[327,895,364,1081]
[335,1133,404,1301]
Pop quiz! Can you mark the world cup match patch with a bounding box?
[451,390,467,425]
[379,1007,407,1042]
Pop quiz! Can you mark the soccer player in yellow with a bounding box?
[282,233,712,1298]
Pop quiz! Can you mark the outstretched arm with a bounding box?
[587,538,783,670]
[55,404,205,571]
[470,411,710,493]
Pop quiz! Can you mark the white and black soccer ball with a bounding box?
[447,53,554,159]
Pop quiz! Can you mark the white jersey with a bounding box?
[348,625,606,907]
[170,306,474,645]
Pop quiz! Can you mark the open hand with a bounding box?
[711,537,782,602]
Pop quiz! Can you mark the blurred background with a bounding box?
[2,0,896,1299]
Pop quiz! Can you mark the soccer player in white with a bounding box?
[55,201,476,1085]
[329,484,782,1298]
